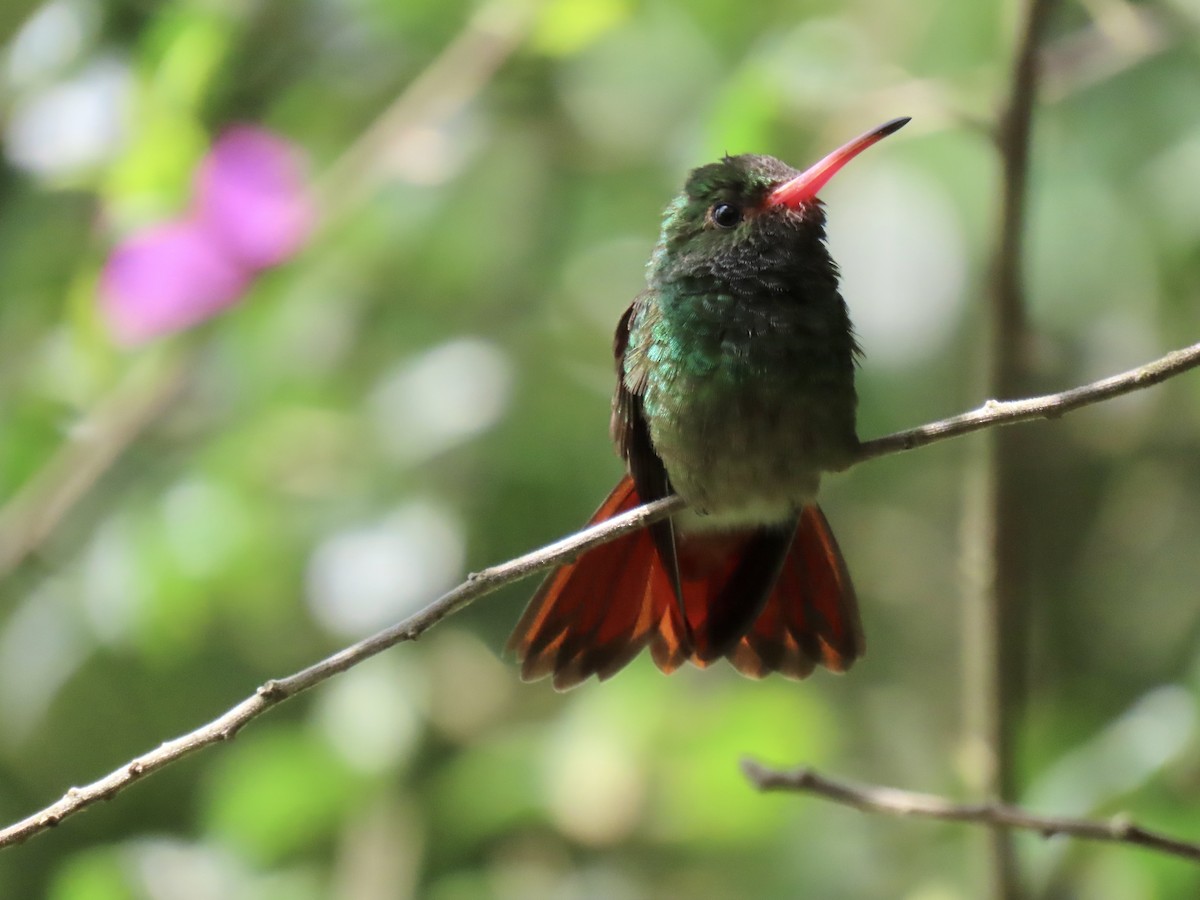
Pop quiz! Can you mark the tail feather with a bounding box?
[797,504,863,669]
[553,539,660,688]
[508,477,676,689]
[648,571,690,674]
[725,505,863,680]
[682,523,795,663]
[508,477,864,689]
[510,477,640,661]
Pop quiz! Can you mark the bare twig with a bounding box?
[2,338,1199,850]
[854,339,1200,462]
[0,494,683,848]
[741,761,1200,864]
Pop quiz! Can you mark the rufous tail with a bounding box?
[507,476,864,690]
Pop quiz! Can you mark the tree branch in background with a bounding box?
[315,0,532,216]
[975,0,1057,895]
[741,761,1200,864]
[0,350,192,579]
[3,339,1200,850]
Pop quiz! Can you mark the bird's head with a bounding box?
[650,117,910,285]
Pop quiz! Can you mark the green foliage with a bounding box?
[48,848,136,900]
[201,727,369,863]
[2,0,1200,897]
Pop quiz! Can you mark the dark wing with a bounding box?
[611,294,683,607]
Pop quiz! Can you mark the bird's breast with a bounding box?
[637,299,858,527]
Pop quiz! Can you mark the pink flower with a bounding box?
[100,222,252,344]
[99,125,314,345]
[195,126,313,269]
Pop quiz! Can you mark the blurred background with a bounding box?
[1,0,1200,897]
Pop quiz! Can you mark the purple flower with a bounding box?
[99,125,314,345]
[195,126,313,269]
[100,221,252,345]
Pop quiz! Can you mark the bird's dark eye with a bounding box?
[711,203,741,228]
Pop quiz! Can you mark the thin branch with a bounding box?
[2,337,1199,849]
[0,495,682,849]
[854,338,1200,463]
[741,760,1200,864]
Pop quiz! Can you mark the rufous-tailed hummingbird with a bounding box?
[510,117,910,690]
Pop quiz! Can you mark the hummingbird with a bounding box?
[509,118,910,690]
